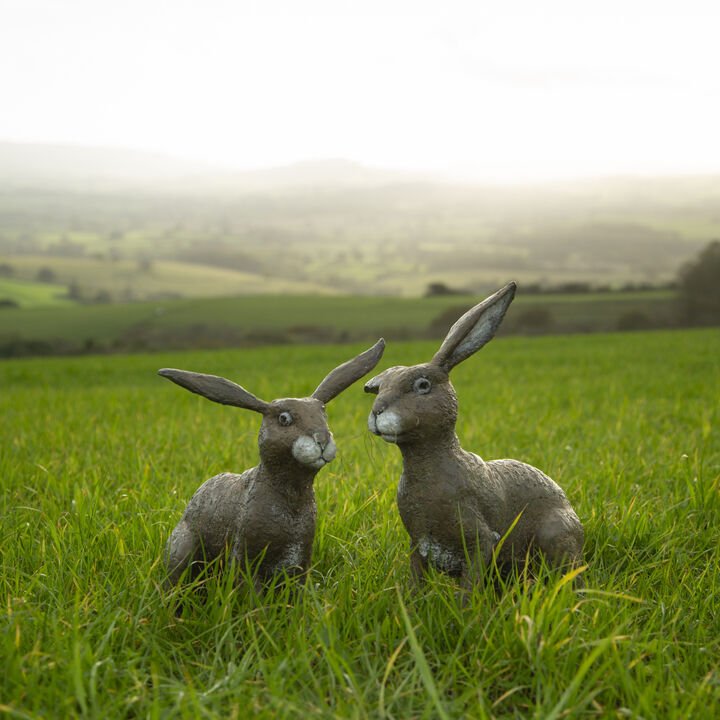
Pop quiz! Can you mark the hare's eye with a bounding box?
[413,377,432,394]
[278,411,294,426]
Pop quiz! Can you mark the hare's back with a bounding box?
[485,459,581,557]
[485,459,572,510]
[181,470,255,533]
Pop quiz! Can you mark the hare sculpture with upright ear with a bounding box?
[365,284,583,589]
[161,339,385,592]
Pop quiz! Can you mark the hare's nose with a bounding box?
[313,431,333,449]
[373,402,387,416]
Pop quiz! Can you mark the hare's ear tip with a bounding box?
[158,368,186,382]
[364,376,381,394]
[496,281,517,302]
[363,338,385,365]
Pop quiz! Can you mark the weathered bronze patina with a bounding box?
[365,283,583,589]
[161,339,385,592]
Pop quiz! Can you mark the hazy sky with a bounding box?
[2,0,720,181]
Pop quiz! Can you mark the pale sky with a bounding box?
[2,0,720,181]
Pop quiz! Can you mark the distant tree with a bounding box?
[617,311,653,331]
[514,306,554,333]
[0,263,13,277]
[36,267,56,283]
[92,289,112,304]
[0,298,19,309]
[67,279,83,301]
[555,282,591,294]
[425,282,461,297]
[428,305,473,336]
[677,240,720,325]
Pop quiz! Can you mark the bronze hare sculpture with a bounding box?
[160,339,385,592]
[364,283,583,589]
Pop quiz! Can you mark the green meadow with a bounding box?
[2,329,719,718]
[0,278,75,309]
[0,291,677,356]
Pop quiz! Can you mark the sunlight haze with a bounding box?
[2,0,719,181]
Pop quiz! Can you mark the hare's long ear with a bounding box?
[431,282,516,372]
[158,369,270,413]
[312,338,385,403]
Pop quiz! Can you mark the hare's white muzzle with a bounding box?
[368,409,403,443]
[292,434,336,469]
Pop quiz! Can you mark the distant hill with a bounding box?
[0,141,219,189]
[0,141,409,192]
[0,141,718,296]
[226,158,409,190]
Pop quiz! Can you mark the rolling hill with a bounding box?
[0,141,718,296]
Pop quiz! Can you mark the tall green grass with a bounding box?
[1,329,719,718]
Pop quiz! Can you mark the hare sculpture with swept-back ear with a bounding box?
[160,339,385,593]
[364,283,583,589]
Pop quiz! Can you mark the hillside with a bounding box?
[0,142,403,192]
[0,254,336,304]
[0,290,679,357]
[0,141,718,296]
[0,141,218,189]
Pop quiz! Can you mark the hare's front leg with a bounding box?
[409,546,429,591]
[458,528,496,593]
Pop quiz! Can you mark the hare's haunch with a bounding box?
[365,283,583,589]
[161,339,385,593]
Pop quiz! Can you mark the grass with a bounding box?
[1,329,719,717]
[0,293,473,342]
[0,290,677,352]
[0,277,75,308]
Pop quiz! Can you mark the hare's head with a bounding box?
[365,283,516,445]
[160,339,385,472]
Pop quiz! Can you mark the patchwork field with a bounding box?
[0,277,75,308]
[1,329,719,717]
[0,254,336,303]
[2,170,718,297]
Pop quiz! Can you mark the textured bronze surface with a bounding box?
[161,338,385,593]
[365,284,584,589]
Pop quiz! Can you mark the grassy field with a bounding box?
[1,329,719,717]
[0,290,678,355]
[0,278,75,309]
